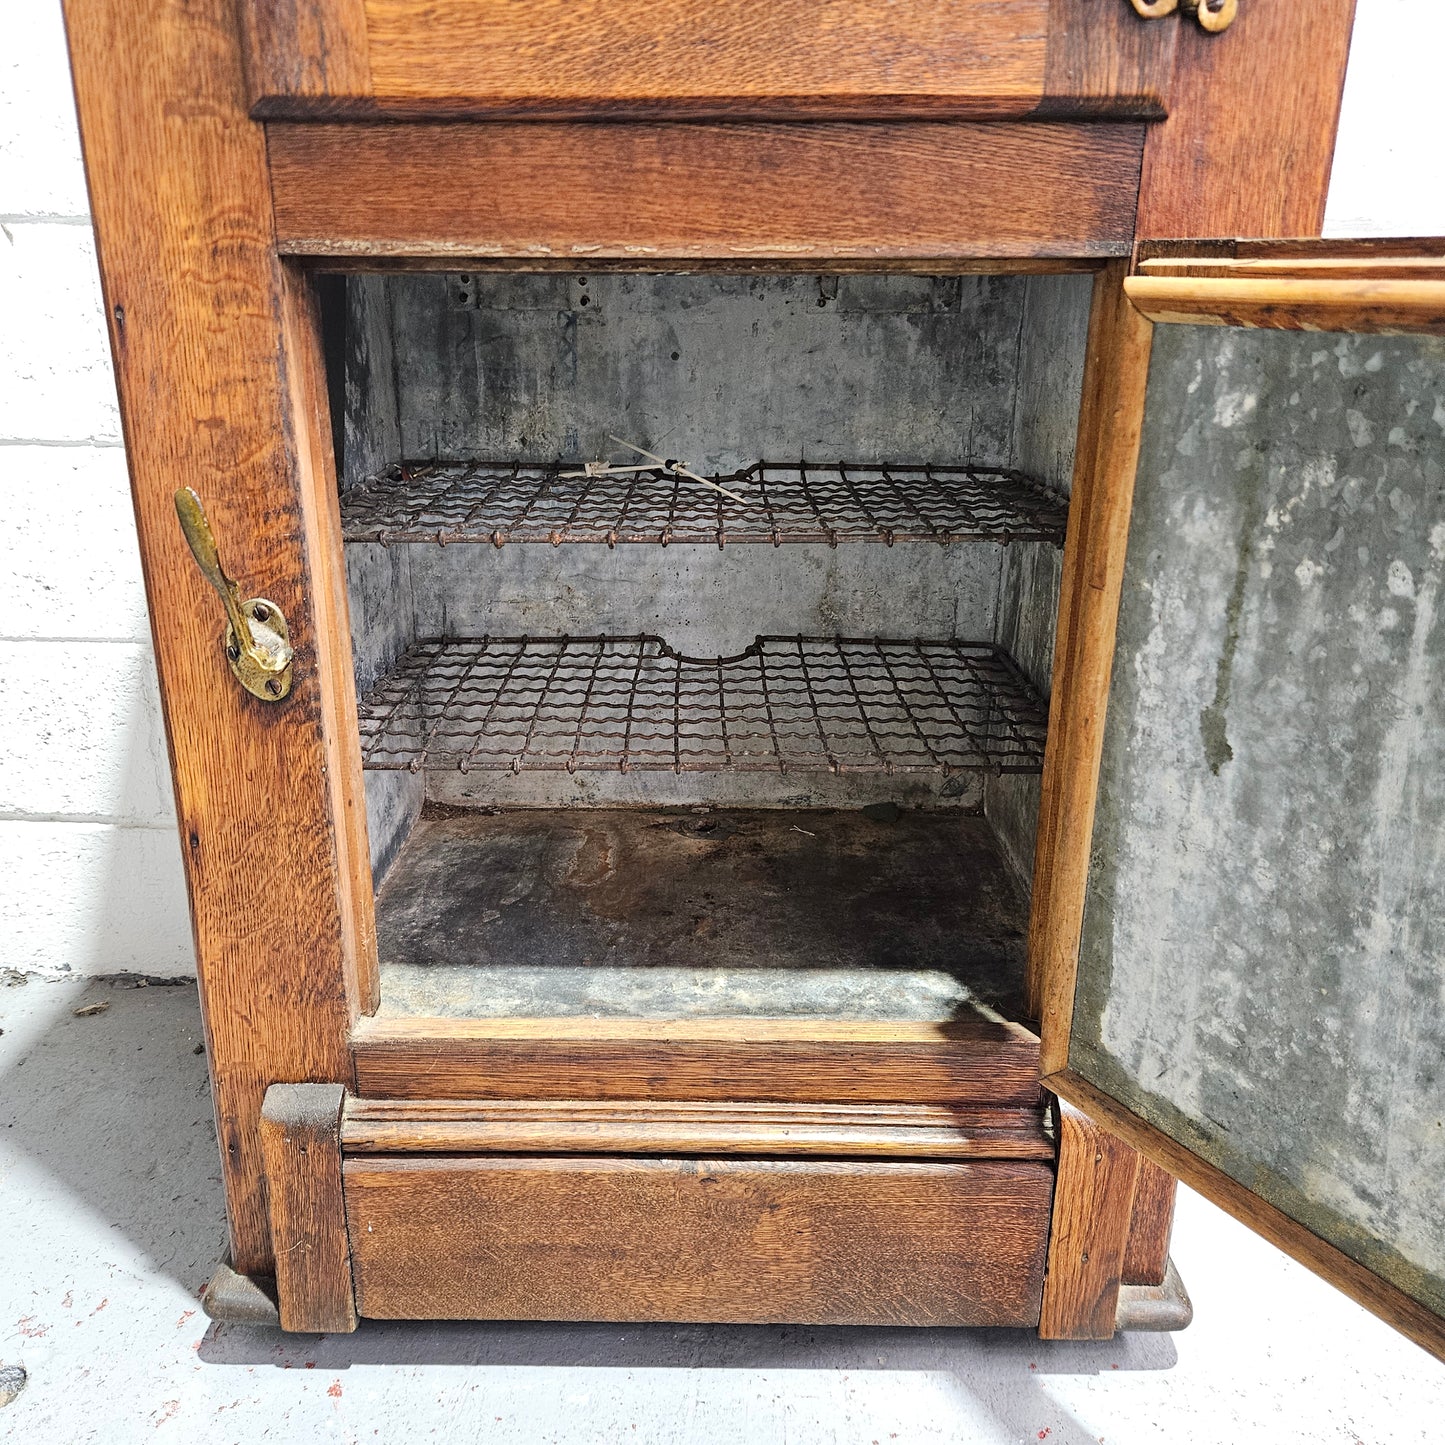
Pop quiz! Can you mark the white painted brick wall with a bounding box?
[0,0,1434,979]
[1,2,192,977]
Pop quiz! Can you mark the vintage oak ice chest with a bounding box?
[61,0,1445,1355]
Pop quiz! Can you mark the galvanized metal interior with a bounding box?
[330,270,1092,1022]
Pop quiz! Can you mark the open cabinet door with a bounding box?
[1032,240,1445,1360]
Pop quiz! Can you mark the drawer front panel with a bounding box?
[345,1155,1053,1325]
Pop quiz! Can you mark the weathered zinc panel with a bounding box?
[986,273,1093,891]
[1075,325,1445,1316]
[383,272,1026,473]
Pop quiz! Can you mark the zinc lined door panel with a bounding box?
[1040,254,1445,1358]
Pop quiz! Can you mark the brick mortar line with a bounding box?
[0,814,176,828]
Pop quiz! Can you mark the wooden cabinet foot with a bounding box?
[1116,1258,1193,1333]
[199,1256,281,1326]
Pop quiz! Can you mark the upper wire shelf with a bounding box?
[358,634,1049,777]
[340,460,1068,549]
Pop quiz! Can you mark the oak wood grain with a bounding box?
[1136,0,1356,238]
[1039,1100,1141,1339]
[241,0,371,101]
[1034,279,1156,1049]
[1026,261,1154,1048]
[1046,1068,1445,1362]
[63,0,365,1276]
[278,267,379,1015]
[246,0,1177,121]
[341,1097,1054,1159]
[350,1015,1044,1106]
[1038,0,1176,118]
[260,1084,358,1333]
[345,1155,1052,1325]
[365,0,1044,105]
[1123,1158,1177,1286]
[267,120,1145,262]
[1124,275,1445,334]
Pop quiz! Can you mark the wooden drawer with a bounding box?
[345,1155,1053,1325]
[242,0,1177,122]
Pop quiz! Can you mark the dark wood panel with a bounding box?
[1038,0,1176,118]
[1138,237,1445,266]
[267,120,1145,261]
[259,1085,357,1333]
[350,1016,1044,1106]
[1039,1100,1141,1339]
[240,0,371,100]
[342,1097,1054,1159]
[1048,1068,1445,1363]
[345,1155,1052,1325]
[63,0,366,1277]
[1136,0,1356,238]
[1123,1158,1177,1286]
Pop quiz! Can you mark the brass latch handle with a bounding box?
[1131,0,1238,32]
[174,487,294,701]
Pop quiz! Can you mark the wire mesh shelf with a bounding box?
[340,460,1068,548]
[358,634,1048,776]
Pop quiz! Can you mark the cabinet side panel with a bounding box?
[1074,325,1445,1320]
[987,273,1094,895]
[62,0,360,1273]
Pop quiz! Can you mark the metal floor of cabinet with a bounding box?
[373,806,1029,1022]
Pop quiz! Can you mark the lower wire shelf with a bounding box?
[358,634,1048,776]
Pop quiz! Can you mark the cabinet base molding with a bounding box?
[250,1086,1188,1337]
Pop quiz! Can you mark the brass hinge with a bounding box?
[1130,0,1239,33]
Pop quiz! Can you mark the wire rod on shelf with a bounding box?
[357,634,1049,777]
[340,459,1068,550]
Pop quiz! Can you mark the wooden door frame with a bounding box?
[64,0,378,1279]
[1029,241,1445,1361]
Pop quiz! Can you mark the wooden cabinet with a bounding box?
[64,0,1445,1361]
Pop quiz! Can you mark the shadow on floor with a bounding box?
[199,1316,1176,1374]
[0,976,224,1298]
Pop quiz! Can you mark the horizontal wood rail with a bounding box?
[1137,255,1445,281]
[1125,274,1445,334]
[267,120,1144,263]
[341,1097,1054,1158]
[350,1014,1043,1105]
[242,0,1175,124]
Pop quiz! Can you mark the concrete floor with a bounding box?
[1,976,1441,1444]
